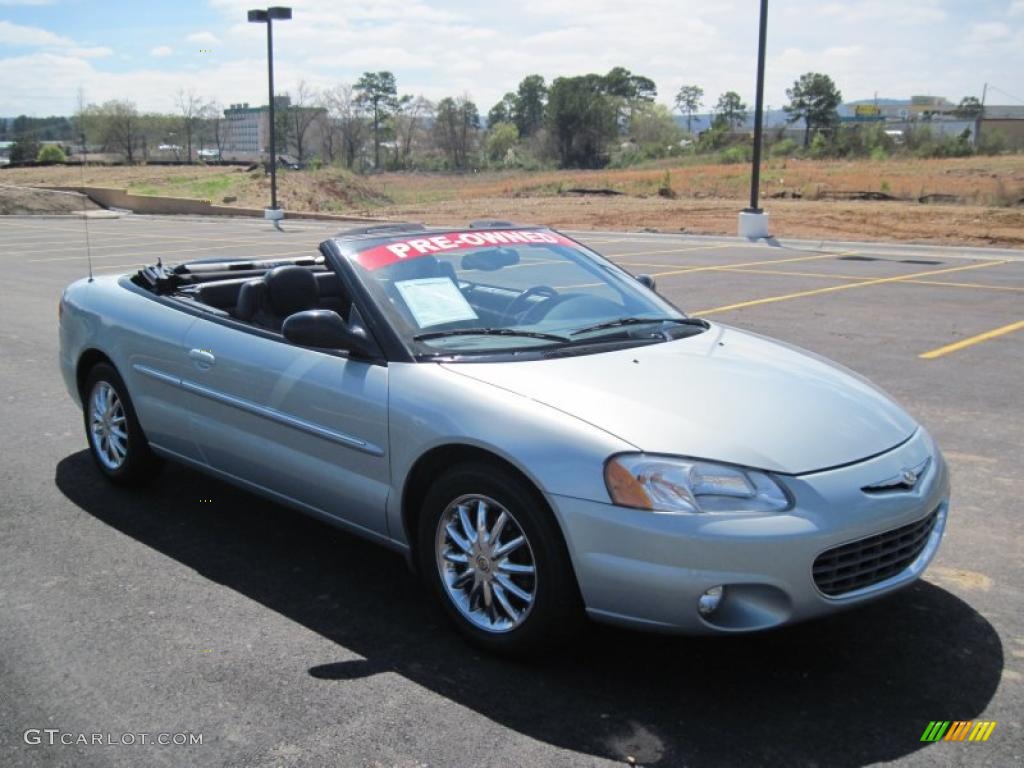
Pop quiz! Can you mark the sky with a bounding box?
[1,0,1023,117]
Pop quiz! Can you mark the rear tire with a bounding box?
[416,461,584,656]
[82,363,162,486]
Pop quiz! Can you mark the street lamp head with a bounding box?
[267,6,292,19]
[247,9,268,22]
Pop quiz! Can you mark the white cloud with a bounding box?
[819,0,946,25]
[3,0,1023,117]
[185,31,221,45]
[69,46,113,59]
[0,19,73,47]
[0,20,110,59]
[966,21,1011,42]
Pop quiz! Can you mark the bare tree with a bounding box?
[325,83,368,169]
[315,91,339,164]
[86,100,142,162]
[393,95,433,168]
[205,102,228,159]
[286,80,324,163]
[175,88,208,163]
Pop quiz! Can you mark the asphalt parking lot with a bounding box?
[1,213,1022,768]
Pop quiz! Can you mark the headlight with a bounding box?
[604,453,791,514]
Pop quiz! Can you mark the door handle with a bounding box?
[188,348,216,368]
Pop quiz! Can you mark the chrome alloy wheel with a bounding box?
[435,494,537,633]
[88,381,128,470]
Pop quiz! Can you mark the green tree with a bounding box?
[514,75,547,137]
[674,84,704,133]
[37,144,67,164]
[487,92,517,127]
[955,96,983,119]
[486,122,519,163]
[603,66,656,131]
[546,74,618,168]
[629,103,685,156]
[354,71,400,169]
[434,95,480,169]
[714,91,748,129]
[784,72,842,147]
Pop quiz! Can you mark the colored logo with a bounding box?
[921,721,997,742]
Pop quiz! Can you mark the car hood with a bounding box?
[440,324,917,475]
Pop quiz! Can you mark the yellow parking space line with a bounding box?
[719,266,866,281]
[718,266,1024,294]
[919,320,1024,359]
[28,241,317,262]
[12,234,322,257]
[694,259,1009,316]
[606,243,734,260]
[648,251,847,279]
[557,251,847,290]
[2,218,326,250]
[907,279,1024,293]
[33,247,315,264]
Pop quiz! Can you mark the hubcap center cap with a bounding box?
[475,554,491,573]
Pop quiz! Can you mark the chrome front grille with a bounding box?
[813,508,940,597]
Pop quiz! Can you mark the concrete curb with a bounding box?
[39,185,393,224]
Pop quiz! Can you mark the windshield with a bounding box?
[343,229,696,358]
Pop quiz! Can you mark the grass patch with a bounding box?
[129,173,240,201]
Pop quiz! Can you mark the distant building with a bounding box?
[221,97,328,162]
[223,102,267,158]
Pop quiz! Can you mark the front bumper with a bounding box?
[549,429,950,633]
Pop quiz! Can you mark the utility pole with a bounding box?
[739,0,770,238]
[248,6,292,225]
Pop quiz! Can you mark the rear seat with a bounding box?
[194,270,350,319]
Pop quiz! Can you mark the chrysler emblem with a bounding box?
[862,456,931,493]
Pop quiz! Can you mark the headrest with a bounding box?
[264,265,318,316]
[235,279,265,321]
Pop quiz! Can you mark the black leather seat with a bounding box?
[235,265,320,331]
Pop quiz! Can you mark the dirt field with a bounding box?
[0,184,101,215]
[2,155,1023,246]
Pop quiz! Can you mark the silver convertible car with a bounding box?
[59,222,949,655]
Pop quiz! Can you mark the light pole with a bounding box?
[248,6,291,222]
[739,0,770,239]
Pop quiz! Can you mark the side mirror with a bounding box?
[282,310,377,358]
[636,274,657,291]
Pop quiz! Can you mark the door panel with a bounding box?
[118,301,200,461]
[180,318,390,537]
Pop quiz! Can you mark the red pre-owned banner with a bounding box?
[354,230,577,270]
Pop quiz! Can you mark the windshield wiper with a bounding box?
[570,316,707,336]
[413,327,570,343]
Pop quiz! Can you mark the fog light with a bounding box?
[698,585,725,616]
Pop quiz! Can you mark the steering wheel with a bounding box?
[504,285,559,321]
[521,293,624,325]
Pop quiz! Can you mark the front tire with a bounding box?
[82,362,161,485]
[417,462,584,656]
